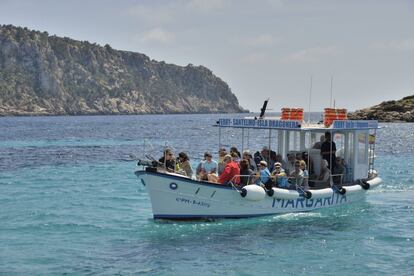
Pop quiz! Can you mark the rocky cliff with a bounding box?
[0,25,246,116]
[348,95,414,122]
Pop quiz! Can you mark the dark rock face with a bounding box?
[348,95,414,122]
[0,24,246,116]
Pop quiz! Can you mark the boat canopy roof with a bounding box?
[217,118,379,131]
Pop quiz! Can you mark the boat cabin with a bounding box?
[217,113,379,184]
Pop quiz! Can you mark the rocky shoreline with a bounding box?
[348,95,414,122]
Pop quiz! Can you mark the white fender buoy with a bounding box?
[343,185,362,194]
[271,187,301,200]
[367,177,382,189]
[307,188,334,199]
[240,185,266,201]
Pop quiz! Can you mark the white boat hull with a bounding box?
[135,170,381,219]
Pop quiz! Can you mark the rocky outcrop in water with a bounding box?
[0,24,246,116]
[348,95,414,122]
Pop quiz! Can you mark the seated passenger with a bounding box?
[332,157,345,184]
[177,152,193,178]
[289,160,304,189]
[285,153,296,175]
[217,148,227,175]
[158,149,176,172]
[271,162,287,187]
[198,152,218,181]
[253,151,263,166]
[255,160,272,189]
[239,159,253,186]
[261,146,270,165]
[275,154,287,170]
[318,159,333,187]
[231,152,240,163]
[299,160,309,190]
[230,146,241,161]
[269,150,277,170]
[217,154,240,185]
[242,150,257,171]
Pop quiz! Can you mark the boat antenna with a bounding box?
[307,75,313,124]
[330,76,333,108]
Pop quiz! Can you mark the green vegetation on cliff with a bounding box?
[0,24,245,116]
[348,95,414,122]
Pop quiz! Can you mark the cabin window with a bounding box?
[334,133,345,158]
[288,131,301,152]
[358,133,367,164]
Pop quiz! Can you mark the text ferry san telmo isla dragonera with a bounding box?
[135,104,381,220]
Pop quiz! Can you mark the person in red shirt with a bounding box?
[218,154,240,185]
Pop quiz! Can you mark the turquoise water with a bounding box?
[1,115,413,275]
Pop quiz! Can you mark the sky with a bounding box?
[1,0,414,112]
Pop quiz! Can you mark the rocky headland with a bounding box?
[348,95,414,122]
[0,24,246,116]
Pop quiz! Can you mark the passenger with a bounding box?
[253,151,263,166]
[217,148,227,175]
[230,146,241,161]
[198,152,218,181]
[239,159,253,186]
[302,152,312,171]
[177,152,193,178]
[261,146,270,165]
[296,152,303,161]
[289,160,304,189]
[242,150,257,171]
[321,132,336,170]
[318,159,333,187]
[332,157,345,184]
[218,154,240,185]
[312,135,325,149]
[275,154,287,171]
[269,150,277,170]
[231,152,240,163]
[158,149,176,172]
[255,160,272,189]
[299,160,309,190]
[285,153,296,175]
[271,162,287,187]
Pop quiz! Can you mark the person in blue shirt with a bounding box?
[256,160,271,188]
[197,152,218,181]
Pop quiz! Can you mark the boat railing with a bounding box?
[229,173,346,190]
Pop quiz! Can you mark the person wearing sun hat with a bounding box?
[272,161,288,187]
[255,160,272,188]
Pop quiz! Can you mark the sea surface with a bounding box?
[0,114,413,275]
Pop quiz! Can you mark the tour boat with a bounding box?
[135,107,381,220]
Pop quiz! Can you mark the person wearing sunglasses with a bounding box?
[198,152,218,181]
[271,162,287,188]
[255,160,272,189]
[158,149,176,172]
[288,160,304,189]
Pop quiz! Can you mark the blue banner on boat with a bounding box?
[218,118,301,129]
[332,120,378,129]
